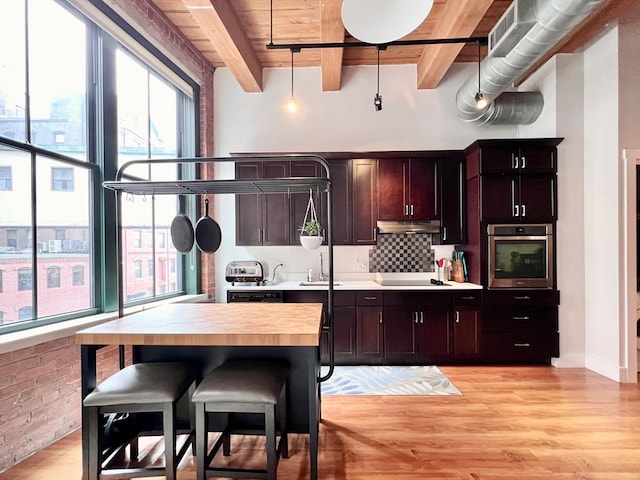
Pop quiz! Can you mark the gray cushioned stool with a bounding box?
[192,359,289,480]
[83,362,196,480]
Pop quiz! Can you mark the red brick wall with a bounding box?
[0,339,123,472]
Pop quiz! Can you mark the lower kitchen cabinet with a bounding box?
[383,291,453,364]
[453,291,482,362]
[482,289,559,364]
[355,291,384,363]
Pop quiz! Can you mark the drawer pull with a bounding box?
[512,316,530,320]
[379,311,383,324]
[513,296,531,300]
[460,296,475,300]
[364,296,377,300]
[513,343,531,348]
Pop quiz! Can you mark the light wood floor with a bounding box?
[3,366,639,480]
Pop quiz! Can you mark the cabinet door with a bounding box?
[479,147,519,174]
[453,308,480,360]
[416,308,452,363]
[262,162,290,245]
[440,157,466,244]
[377,159,407,220]
[290,161,324,243]
[328,159,352,245]
[352,159,378,244]
[409,158,438,220]
[518,146,556,173]
[479,146,556,174]
[235,163,262,245]
[333,306,356,363]
[356,306,384,362]
[383,306,418,363]
[480,174,517,222]
[518,175,556,221]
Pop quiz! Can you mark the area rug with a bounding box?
[320,365,462,396]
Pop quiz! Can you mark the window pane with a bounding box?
[28,1,87,159]
[0,166,13,190]
[0,146,33,324]
[36,156,92,318]
[0,0,27,142]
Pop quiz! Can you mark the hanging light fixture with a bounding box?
[287,48,299,113]
[374,47,383,111]
[475,40,488,109]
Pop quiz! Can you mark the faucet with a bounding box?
[319,252,325,281]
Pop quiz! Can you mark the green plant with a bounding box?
[300,220,321,236]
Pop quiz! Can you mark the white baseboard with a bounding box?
[551,353,585,368]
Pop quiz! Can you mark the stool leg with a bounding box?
[195,402,207,480]
[87,407,100,480]
[222,413,231,456]
[163,403,177,480]
[278,386,289,459]
[265,405,277,480]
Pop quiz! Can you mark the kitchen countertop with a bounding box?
[225,280,483,291]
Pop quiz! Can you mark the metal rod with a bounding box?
[266,36,488,51]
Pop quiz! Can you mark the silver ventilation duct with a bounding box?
[456,0,605,125]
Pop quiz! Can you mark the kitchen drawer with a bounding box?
[356,291,383,306]
[384,291,453,307]
[482,332,559,364]
[454,291,482,307]
[483,289,559,306]
[482,306,558,333]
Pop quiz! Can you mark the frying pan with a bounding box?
[170,201,194,254]
[195,198,222,254]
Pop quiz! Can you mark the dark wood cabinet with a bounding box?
[355,291,384,363]
[439,156,466,244]
[327,159,352,245]
[236,161,290,245]
[383,291,453,364]
[478,145,557,174]
[289,160,325,244]
[482,289,559,364]
[453,291,482,361]
[352,159,378,245]
[377,158,438,221]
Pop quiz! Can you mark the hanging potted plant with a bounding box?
[299,191,323,250]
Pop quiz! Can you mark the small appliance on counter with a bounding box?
[225,260,268,286]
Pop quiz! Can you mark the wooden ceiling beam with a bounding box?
[320,0,345,91]
[416,0,494,89]
[181,0,263,92]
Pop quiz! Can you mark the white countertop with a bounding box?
[225,280,483,291]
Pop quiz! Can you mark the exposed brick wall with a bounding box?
[0,339,123,472]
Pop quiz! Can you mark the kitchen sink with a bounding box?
[299,281,344,286]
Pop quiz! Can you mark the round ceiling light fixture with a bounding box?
[341,0,434,44]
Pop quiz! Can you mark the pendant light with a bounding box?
[475,40,488,109]
[286,48,299,113]
[374,47,383,111]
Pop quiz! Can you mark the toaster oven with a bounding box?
[225,260,268,285]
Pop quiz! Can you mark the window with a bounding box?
[0,0,196,332]
[18,268,32,291]
[133,231,142,248]
[0,269,3,292]
[47,267,60,288]
[0,312,3,324]
[158,232,165,248]
[72,265,84,286]
[0,166,12,190]
[51,167,74,191]
[147,260,153,275]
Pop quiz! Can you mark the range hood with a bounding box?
[377,220,441,234]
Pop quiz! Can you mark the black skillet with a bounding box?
[195,198,222,254]
[170,199,194,254]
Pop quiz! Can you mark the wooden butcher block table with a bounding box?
[76,302,323,480]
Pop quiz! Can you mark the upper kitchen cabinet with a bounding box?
[439,155,466,244]
[352,159,378,245]
[377,158,438,221]
[236,161,290,245]
[465,139,563,223]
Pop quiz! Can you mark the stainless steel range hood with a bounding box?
[377,220,441,234]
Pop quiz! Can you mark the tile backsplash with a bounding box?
[368,233,435,273]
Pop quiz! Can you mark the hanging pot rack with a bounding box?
[103,154,337,382]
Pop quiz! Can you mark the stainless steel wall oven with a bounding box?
[487,223,554,289]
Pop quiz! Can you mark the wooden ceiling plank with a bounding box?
[181,0,263,92]
[416,0,495,89]
[320,0,344,91]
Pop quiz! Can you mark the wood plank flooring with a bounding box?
[3,366,639,480]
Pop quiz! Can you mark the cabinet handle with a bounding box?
[410,204,414,216]
[512,154,518,169]
[455,311,460,323]
[405,204,409,216]
[443,226,447,241]
[373,228,377,242]
[514,204,519,217]
[364,296,377,300]
[513,343,531,348]
[512,316,530,320]
[413,312,418,323]
[521,156,526,169]
[461,296,475,300]
[513,296,531,300]
[521,204,526,217]
[379,312,383,324]
[420,311,424,324]
[259,228,263,244]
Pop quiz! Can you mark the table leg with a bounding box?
[307,347,319,480]
[80,345,100,480]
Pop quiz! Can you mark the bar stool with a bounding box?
[192,359,289,480]
[83,361,196,480]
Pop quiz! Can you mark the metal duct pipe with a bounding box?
[456,0,605,125]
